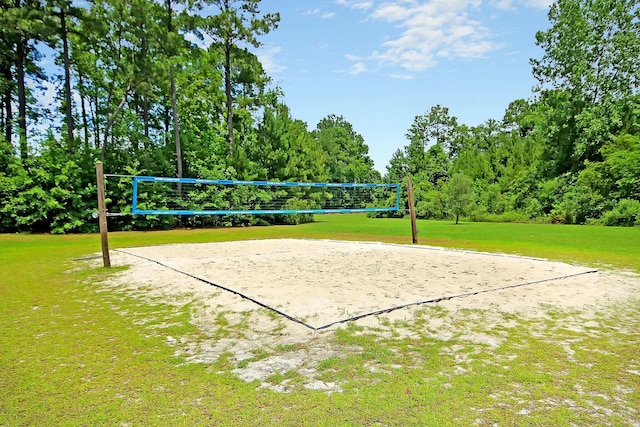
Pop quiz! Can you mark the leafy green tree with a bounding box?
[69,15,102,149]
[0,0,48,158]
[531,0,640,170]
[178,49,228,179]
[198,0,279,155]
[164,0,188,182]
[451,146,494,183]
[444,173,475,224]
[412,176,446,219]
[502,99,538,137]
[312,114,377,183]
[385,110,459,220]
[406,105,459,157]
[255,101,327,182]
[532,0,640,104]
[251,101,330,223]
[46,0,85,148]
[403,106,457,177]
[385,149,408,183]
[88,0,141,158]
[599,134,640,201]
[1,0,16,146]
[565,132,640,224]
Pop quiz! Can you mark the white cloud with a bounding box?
[524,0,552,9]
[184,32,214,49]
[335,0,374,11]
[305,8,336,19]
[349,62,368,74]
[29,79,57,110]
[27,78,58,135]
[359,0,498,72]
[345,53,363,61]
[258,45,286,74]
[390,72,415,80]
[493,0,514,10]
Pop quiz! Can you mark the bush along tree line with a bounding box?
[1,0,639,233]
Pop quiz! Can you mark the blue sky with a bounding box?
[256,0,553,173]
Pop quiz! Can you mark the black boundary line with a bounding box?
[114,248,598,334]
[114,249,317,331]
[314,269,599,331]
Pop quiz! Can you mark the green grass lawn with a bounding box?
[1,215,639,426]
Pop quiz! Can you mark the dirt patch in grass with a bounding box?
[99,239,640,396]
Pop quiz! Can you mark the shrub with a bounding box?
[444,173,475,224]
[468,210,530,223]
[600,199,640,227]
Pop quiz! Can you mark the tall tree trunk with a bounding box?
[133,91,140,150]
[141,33,150,145]
[101,87,129,159]
[2,66,11,145]
[16,36,28,159]
[60,7,75,147]
[171,75,182,178]
[163,102,170,145]
[0,95,4,138]
[143,93,150,146]
[78,73,89,148]
[167,0,183,182]
[90,94,100,149]
[224,40,233,156]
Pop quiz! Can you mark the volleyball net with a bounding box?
[131,176,401,216]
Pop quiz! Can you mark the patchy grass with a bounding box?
[1,215,639,425]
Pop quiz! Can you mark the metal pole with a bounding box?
[96,161,111,268]
[406,176,418,244]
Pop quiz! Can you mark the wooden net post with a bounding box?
[96,161,111,268]
[406,176,418,244]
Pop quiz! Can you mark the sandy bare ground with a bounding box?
[101,239,640,392]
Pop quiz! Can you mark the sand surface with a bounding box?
[101,239,640,392]
[111,239,637,323]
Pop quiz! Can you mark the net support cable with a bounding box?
[114,248,598,333]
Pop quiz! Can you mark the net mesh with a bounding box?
[132,177,400,215]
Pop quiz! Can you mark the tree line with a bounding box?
[0,0,378,232]
[377,0,640,227]
[1,0,639,233]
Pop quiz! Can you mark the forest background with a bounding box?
[1,0,639,233]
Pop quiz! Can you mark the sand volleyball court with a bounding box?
[109,239,638,330]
